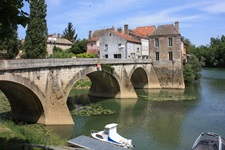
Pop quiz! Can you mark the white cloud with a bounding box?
[201,2,225,14]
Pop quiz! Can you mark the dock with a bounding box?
[67,135,127,150]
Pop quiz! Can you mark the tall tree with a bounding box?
[23,0,48,58]
[0,25,19,59]
[62,22,78,43]
[0,0,29,39]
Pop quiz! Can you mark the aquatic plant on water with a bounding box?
[71,103,116,116]
[139,94,196,101]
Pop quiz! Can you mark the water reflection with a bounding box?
[48,68,225,150]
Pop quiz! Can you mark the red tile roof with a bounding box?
[112,31,141,43]
[87,37,99,43]
[132,26,156,37]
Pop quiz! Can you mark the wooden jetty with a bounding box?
[67,135,127,150]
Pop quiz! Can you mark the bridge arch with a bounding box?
[64,66,121,99]
[130,66,149,89]
[0,81,44,123]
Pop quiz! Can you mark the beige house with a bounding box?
[149,21,185,89]
[47,33,73,56]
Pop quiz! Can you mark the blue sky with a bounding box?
[18,0,225,46]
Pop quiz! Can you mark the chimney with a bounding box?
[57,33,61,38]
[112,26,115,31]
[124,24,129,35]
[89,30,93,39]
[175,21,179,33]
[53,33,56,38]
[117,27,123,34]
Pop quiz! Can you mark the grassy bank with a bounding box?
[0,92,67,149]
[0,121,67,149]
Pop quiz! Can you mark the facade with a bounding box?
[149,21,185,89]
[129,25,156,59]
[99,28,141,59]
[47,33,72,56]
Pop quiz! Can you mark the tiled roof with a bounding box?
[151,24,180,36]
[87,37,99,43]
[92,27,114,38]
[112,31,141,43]
[129,30,145,38]
[47,36,73,45]
[132,26,156,37]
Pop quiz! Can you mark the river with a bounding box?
[13,68,225,149]
[47,68,225,149]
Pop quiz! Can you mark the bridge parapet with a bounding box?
[0,58,152,70]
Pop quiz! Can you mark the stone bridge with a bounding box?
[0,58,161,125]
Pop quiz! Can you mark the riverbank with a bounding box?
[0,92,68,149]
[0,121,67,149]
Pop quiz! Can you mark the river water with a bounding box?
[48,68,225,149]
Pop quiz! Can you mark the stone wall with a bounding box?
[153,61,185,89]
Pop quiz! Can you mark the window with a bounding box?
[105,54,108,58]
[137,47,140,53]
[105,44,108,51]
[155,52,159,61]
[168,37,173,47]
[118,43,121,49]
[91,43,93,47]
[169,51,173,61]
[114,54,121,59]
[155,38,159,47]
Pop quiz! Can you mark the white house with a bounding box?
[99,28,141,59]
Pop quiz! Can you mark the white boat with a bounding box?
[192,132,225,150]
[91,123,134,149]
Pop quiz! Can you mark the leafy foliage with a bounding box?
[62,22,78,43]
[183,54,202,85]
[23,0,48,58]
[68,38,87,55]
[0,25,19,59]
[47,46,75,58]
[101,64,115,74]
[0,0,29,39]
[76,53,96,58]
[188,35,225,68]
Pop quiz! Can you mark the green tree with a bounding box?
[0,0,29,39]
[0,25,18,59]
[68,38,87,55]
[211,35,225,67]
[62,22,78,43]
[183,64,195,85]
[23,0,48,58]
[183,54,202,85]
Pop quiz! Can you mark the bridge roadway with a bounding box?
[0,58,161,125]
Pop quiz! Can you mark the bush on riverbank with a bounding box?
[183,54,202,85]
[71,103,116,116]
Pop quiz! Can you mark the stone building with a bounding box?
[149,21,185,89]
[47,33,72,56]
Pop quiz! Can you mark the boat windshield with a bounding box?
[104,128,109,134]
